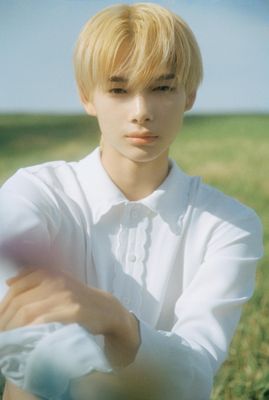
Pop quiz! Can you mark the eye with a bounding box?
[109,88,127,94]
[152,86,175,92]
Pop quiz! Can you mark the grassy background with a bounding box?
[0,113,268,399]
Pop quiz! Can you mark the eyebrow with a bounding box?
[155,73,175,81]
[109,73,175,83]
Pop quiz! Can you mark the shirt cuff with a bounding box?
[0,323,112,400]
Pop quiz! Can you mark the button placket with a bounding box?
[128,254,136,262]
[112,208,130,298]
[130,203,143,220]
[130,208,138,219]
[116,203,150,314]
[125,205,138,273]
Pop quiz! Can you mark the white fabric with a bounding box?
[0,321,111,399]
[0,147,264,399]
[0,259,112,399]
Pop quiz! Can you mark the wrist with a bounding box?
[104,300,141,367]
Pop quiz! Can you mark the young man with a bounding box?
[0,3,263,399]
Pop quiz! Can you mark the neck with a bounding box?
[100,146,170,201]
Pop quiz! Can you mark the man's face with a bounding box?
[84,72,194,164]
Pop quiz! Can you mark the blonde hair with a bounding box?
[73,2,203,102]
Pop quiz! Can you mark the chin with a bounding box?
[125,147,168,164]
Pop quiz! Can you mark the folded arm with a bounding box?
[0,173,140,399]
[0,171,264,399]
[130,211,263,399]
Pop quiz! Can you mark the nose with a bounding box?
[129,93,153,124]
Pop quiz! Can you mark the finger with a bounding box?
[6,266,55,286]
[29,303,81,327]
[0,272,43,315]
[0,284,55,331]
[3,302,40,331]
[3,297,66,331]
[4,268,56,299]
[6,267,36,285]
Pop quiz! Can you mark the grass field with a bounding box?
[0,113,268,399]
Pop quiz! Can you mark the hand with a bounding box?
[0,267,141,366]
[0,267,117,335]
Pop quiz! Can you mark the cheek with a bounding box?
[97,116,112,135]
[95,104,115,132]
[161,105,184,130]
[159,96,185,119]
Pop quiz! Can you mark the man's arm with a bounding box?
[0,166,264,399]
[0,267,140,367]
[129,210,263,399]
[0,169,140,398]
[0,173,59,399]
[0,267,141,400]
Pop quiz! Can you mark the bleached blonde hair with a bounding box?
[73,2,203,102]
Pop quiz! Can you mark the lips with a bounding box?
[127,132,158,139]
[126,132,159,145]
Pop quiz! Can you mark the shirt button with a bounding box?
[131,208,138,218]
[128,254,136,262]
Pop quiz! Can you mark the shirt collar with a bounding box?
[77,147,192,233]
[77,147,126,223]
[140,158,191,234]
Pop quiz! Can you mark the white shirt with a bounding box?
[0,147,263,399]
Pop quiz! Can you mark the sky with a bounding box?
[0,0,268,114]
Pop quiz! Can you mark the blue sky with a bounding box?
[0,0,268,114]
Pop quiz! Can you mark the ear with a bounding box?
[83,100,97,117]
[185,91,197,111]
[79,89,97,116]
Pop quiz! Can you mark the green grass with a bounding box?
[0,113,268,399]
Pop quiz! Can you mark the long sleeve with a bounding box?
[0,169,60,268]
[0,153,265,400]
[0,170,111,400]
[133,211,263,400]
